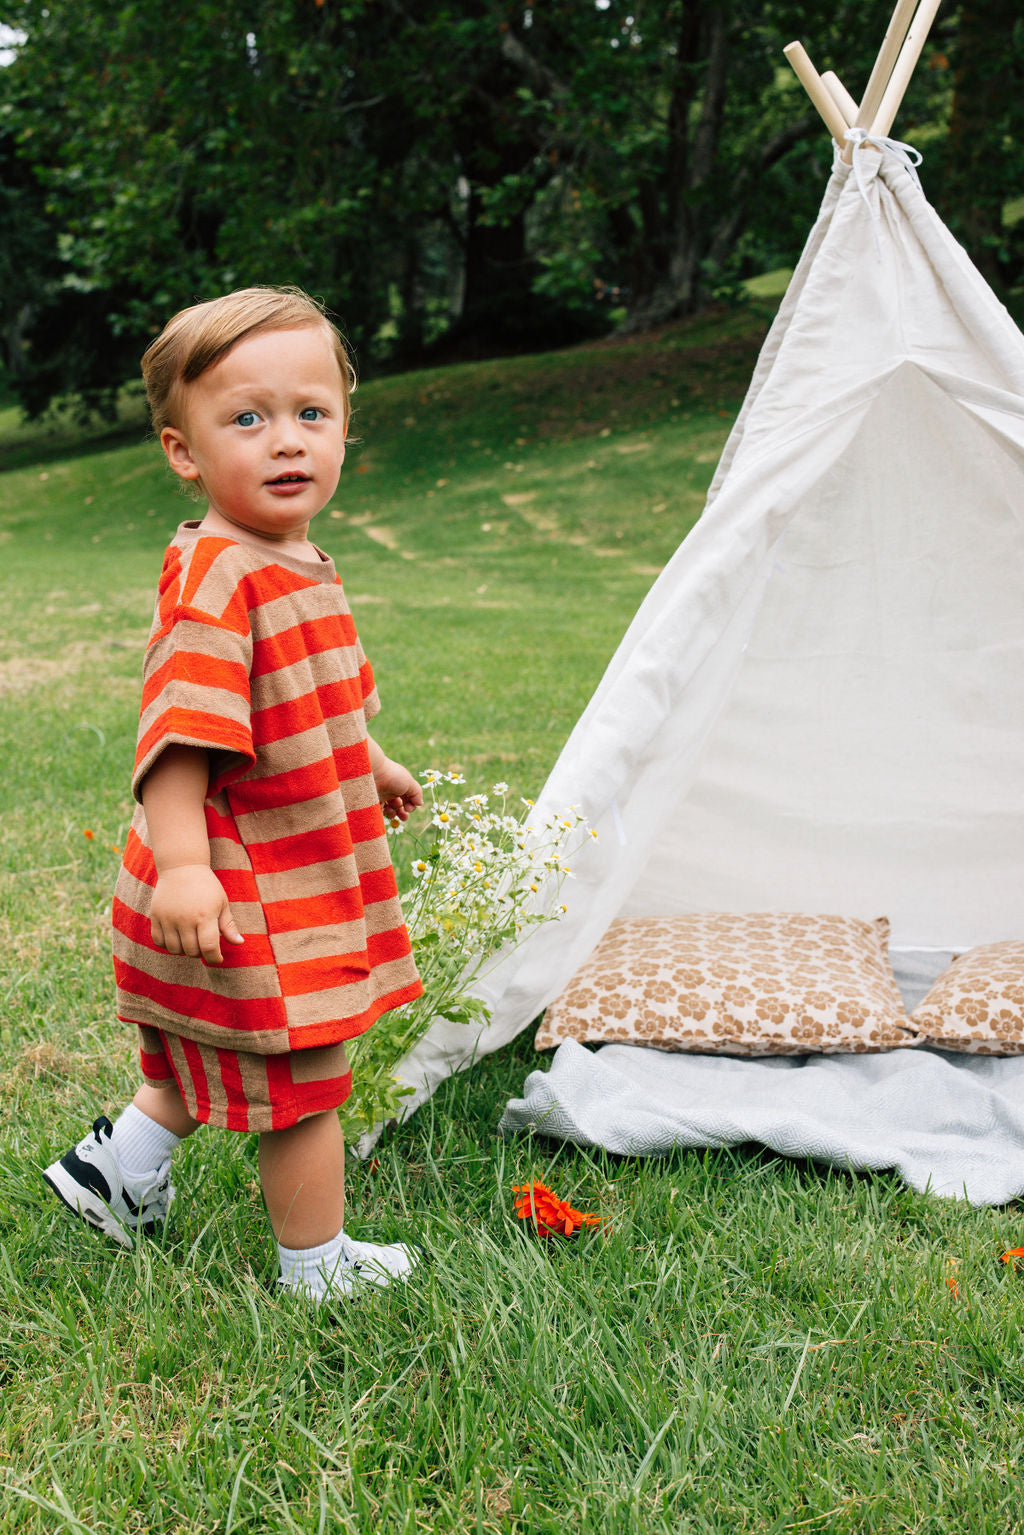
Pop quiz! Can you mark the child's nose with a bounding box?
[272,423,304,455]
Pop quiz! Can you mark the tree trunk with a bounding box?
[619,2,731,332]
[943,0,1024,291]
[459,181,533,340]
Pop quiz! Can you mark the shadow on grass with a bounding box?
[0,416,151,475]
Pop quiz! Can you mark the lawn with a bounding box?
[3,306,1024,1534]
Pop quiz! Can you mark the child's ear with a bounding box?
[160,426,201,483]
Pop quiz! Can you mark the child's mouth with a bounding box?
[267,473,311,489]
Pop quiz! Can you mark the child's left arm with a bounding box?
[367,736,423,822]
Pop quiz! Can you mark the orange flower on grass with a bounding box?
[1000,1247,1024,1267]
[512,1180,602,1239]
[944,1256,962,1300]
[83,829,94,840]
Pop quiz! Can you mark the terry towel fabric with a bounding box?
[499,1041,1024,1205]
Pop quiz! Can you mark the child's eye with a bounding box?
[234,411,260,428]
[299,407,323,422]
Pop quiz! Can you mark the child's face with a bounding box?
[160,324,347,546]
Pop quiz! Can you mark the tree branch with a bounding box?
[704,113,820,271]
[499,27,570,103]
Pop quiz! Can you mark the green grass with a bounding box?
[4,306,1024,1533]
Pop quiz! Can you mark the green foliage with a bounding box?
[2,0,428,372]
[0,127,59,391]
[926,0,1024,303]
[1,0,991,420]
[340,778,589,1143]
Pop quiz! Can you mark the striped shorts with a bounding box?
[136,1024,353,1133]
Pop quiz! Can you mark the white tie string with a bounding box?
[844,126,924,258]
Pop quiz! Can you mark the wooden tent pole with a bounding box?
[782,41,850,144]
[841,0,920,162]
[821,71,857,128]
[870,0,944,139]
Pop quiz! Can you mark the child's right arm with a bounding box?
[140,744,244,966]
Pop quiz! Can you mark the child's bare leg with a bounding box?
[258,1109,345,1249]
[133,1080,203,1139]
[260,1111,416,1300]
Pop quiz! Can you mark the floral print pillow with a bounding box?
[910,942,1024,1054]
[536,912,916,1055]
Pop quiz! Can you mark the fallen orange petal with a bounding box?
[1000,1248,1024,1265]
[511,1180,602,1239]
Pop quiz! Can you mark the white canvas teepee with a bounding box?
[377,3,1024,1136]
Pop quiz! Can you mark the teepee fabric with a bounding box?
[381,145,1024,1133]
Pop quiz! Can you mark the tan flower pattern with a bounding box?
[911,942,1024,1055]
[535,912,916,1056]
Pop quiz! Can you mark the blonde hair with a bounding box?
[141,285,356,435]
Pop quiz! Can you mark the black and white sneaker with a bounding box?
[42,1116,175,1248]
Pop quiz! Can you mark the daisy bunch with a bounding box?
[338,772,595,1142]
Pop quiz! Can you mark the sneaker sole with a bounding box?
[41,1163,136,1249]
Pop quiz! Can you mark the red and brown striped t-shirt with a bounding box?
[112,521,422,1054]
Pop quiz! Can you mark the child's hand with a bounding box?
[372,757,424,823]
[150,864,245,966]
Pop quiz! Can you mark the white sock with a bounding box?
[278,1226,351,1301]
[110,1104,182,1177]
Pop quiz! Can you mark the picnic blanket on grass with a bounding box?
[499,1042,1024,1205]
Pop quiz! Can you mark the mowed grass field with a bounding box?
[3,306,1024,1534]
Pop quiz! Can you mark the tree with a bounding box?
[0,0,600,403]
[933,0,1024,303]
[0,127,59,392]
[488,0,954,329]
[0,0,443,406]
[0,0,1014,417]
